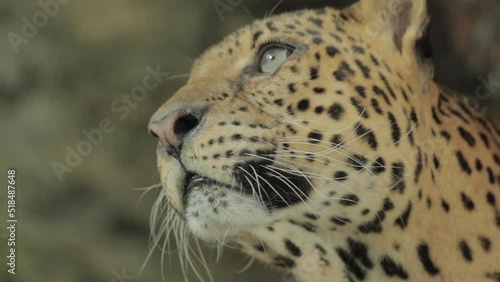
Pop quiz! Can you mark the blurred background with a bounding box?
[0,0,498,282]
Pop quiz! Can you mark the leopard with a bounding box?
[148,0,500,281]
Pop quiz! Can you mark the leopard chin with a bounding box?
[185,184,271,241]
[160,156,311,241]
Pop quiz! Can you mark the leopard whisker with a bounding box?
[264,0,285,19]
[394,120,417,146]
[235,256,256,274]
[266,160,363,202]
[278,121,390,157]
[261,166,338,219]
[249,153,366,206]
[282,105,368,136]
[249,164,267,206]
[252,165,293,208]
[243,153,356,204]
[239,166,270,205]
[263,169,311,209]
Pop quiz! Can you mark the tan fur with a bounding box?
[150,0,500,281]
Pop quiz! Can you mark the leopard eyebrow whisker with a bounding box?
[165,73,191,80]
[264,0,285,19]
[172,49,195,66]
[242,6,255,21]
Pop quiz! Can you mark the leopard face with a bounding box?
[149,0,500,281]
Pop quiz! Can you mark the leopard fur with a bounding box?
[148,0,500,281]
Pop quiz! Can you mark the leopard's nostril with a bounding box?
[148,110,202,155]
[174,114,200,138]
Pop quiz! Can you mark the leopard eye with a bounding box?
[259,45,293,73]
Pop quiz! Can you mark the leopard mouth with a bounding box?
[184,173,209,197]
[181,160,314,211]
[183,173,231,199]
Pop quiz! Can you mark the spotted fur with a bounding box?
[149,0,500,281]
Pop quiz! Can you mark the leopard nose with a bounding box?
[148,110,201,154]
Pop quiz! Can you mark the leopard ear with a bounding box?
[345,0,430,60]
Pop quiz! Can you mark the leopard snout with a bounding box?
[149,108,204,156]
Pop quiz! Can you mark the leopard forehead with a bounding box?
[189,7,411,84]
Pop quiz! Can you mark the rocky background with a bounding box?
[0,0,498,282]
